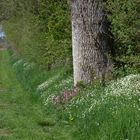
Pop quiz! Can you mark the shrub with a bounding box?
[106,0,140,55]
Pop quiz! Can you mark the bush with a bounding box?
[106,0,140,55]
[4,0,72,70]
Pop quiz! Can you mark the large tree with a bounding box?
[71,0,112,85]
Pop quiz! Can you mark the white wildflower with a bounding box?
[105,74,140,97]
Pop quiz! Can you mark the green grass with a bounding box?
[1,50,140,140]
[0,50,74,140]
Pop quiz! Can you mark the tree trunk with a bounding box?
[71,0,112,86]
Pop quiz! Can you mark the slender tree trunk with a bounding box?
[71,0,112,86]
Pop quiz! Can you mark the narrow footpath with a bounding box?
[0,50,72,140]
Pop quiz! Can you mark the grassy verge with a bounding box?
[0,50,74,140]
[1,50,140,140]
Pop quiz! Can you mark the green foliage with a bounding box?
[3,0,139,75]
[3,0,72,69]
[106,0,140,55]
[113,55,140,78]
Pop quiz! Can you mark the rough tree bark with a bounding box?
[71,0,112,86]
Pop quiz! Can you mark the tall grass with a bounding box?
[9,50,140,139]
